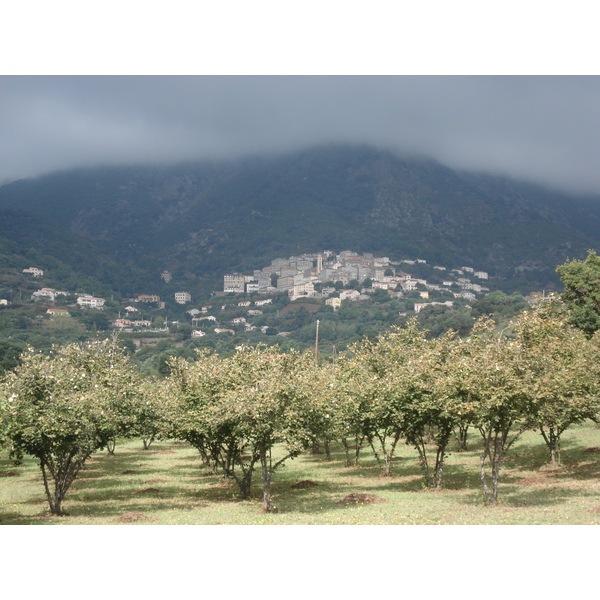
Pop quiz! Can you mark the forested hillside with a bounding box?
[1,144,600,297]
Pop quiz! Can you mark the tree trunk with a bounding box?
[383,432,401,476]
[411,436,433,488]
[368,435,384,471]
[432,426,453,489]
[354,436,364,465]
[324,439,332,461]
[480,453,490,503]
[456,424,469,451]
[342,438,352,467]
[142,435,155,450]
[238,468,254,498]
[478,426,521,503]
[491,453,503,503]
[540,427,561,467]
[259,445,275,512]
[106,438,116,455]
[40,452,83,516]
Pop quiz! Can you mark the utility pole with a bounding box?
[314,319,320,365]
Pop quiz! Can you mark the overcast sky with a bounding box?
[1,75,599,195]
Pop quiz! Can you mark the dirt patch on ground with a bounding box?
[136,487,160,494]
[589,506,600,513]
[291,480,318,489]
[142,479,168,484]
[337,493,386,505]
[158,450,175,455]
[391,457,404,462]
[122,470,139,475]
[113,511,156,523]
[584,447,600,453]
[517,475,555,486]
[0,471,21,477]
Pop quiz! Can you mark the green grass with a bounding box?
[1,422,599,525]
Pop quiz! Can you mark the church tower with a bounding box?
[316,254,323,274]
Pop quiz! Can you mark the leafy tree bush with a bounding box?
[471,291,529,320]
[165,345,323,511]
[445,318,531,502]
[556,249,600,336]
[1,338,141,514]
[512,300,600,465]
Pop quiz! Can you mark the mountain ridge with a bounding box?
[1,144,599,297]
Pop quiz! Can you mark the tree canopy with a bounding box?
[2,338,141,514]
[557,249,600,336]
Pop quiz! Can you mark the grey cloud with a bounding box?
[1,75,599,194]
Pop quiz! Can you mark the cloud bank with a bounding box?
[1,76,599,194]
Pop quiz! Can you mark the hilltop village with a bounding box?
[0,249,540,375]
[223,250,490,308]
[8,251,499,337]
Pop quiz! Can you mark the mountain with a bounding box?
[1,144,599,297]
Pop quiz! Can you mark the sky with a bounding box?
[1,3,599,195]
[2,75,600,195]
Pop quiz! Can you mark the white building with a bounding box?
[289,282,315,301]
[339,289,360,301]
[77,296,106,309]
[255,298,273,307]
[175,292,191,304]
[401,280,418,292]
[223,274,246,293]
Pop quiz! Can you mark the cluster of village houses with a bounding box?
[223,250,490,309]
[17,251,491,336]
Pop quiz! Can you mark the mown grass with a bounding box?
[1,421,599,525]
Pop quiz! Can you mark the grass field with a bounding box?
[1,421,599,525]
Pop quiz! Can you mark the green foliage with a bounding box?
[3,144,599,308]
[471,291,529,320]
[0,339,25,375]
[557,249,600,336]
[165,345,323,510]
[511,299,600,465]
[443,318,533,502]
[1,338,141,514]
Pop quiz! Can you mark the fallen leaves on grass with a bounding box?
[114,511,156,523]
[136,487,160,494]
[337,493,386,505]
[291,480,318,489]
[517,475,555,486]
